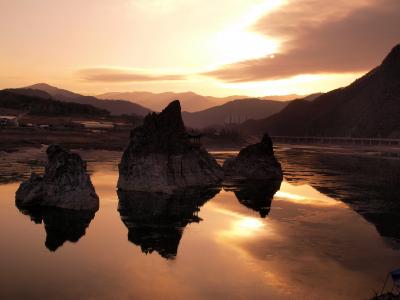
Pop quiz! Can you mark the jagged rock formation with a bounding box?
[17,206,96,251]
[118,187,220,259]
[16,145,99,211]
[118,100,223,193]
[223,133,283,180]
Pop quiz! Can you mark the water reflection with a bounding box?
[17,206,96,251]
[275,147,400,244]
[1,150,400,300]
[117,187,221,259]
[224,180,281,218]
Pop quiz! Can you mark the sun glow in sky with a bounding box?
[0,0,398,97]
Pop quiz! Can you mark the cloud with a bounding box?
[205,0,400,82]
[80,68,187,82]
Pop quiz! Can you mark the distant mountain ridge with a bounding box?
[182,98,288,128]
[0,89,109,117]
[97,91,247,112]
[25,83,151,116]
[240,44,400,138]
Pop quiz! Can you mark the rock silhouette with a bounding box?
[118,100,223,193]
[118,187,220,259]
[223,133,283,181]
[16,145,99,211]
[227,180,281,218]
[18,206,96,251]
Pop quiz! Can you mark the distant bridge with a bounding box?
[271,136,400,147]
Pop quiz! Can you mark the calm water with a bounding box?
[0,147,399,300]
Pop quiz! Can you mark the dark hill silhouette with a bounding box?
[240,44,400,138]
[182,98,288,128]
[97,90,247,112]
[98,91,305,112]
[5,88,53,100]
[0,89,109,117]
[26,83,151,116]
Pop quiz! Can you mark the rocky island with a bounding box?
[223,133,283,181]
[118,100,223,193]
[16,145,99,211]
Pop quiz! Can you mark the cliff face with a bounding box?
[16,145,99,211]
[223,133,283,181]
[118,100,223,193]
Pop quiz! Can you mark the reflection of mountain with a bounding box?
[231,180,281,218]
[276,148,400,244]
[18,206,96,251]
[117,187,220,259]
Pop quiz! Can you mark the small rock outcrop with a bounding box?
[223,133,283,181]
[16,145,99,211]
[118,100,223,193]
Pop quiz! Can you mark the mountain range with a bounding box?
[240,44,400,138]
[97,91,247,112]
[0,84,294,126]
[26,83,151,116]
[0,89,109,117]
[6,42,398,138]
[182,98,288,128]
[97,91,309,112]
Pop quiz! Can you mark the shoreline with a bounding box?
[1,127,400,160]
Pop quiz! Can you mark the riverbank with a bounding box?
[0,127,130,153]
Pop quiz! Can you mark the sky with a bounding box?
[0,0,399,97]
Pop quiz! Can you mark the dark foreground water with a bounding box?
[0,147,399,300]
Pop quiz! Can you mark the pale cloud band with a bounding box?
[80,68,187,82]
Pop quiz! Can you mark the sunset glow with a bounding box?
[1,0,398,97]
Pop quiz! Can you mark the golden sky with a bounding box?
[0,0,399,97]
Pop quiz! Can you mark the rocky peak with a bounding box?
[223,133,283,181]
[239,133,274,158]
[380,44,400,77]
[44,144,87,182]
[382,44,400,65]
[118,100,223,193]
[16,145,99,211]
[142,100,185,132]
[46,144,66,159]
[129,100,190,154]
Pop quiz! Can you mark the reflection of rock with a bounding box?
[223,133,283,181]
[118,100,223,193]
[117,187,220,259]
[16,145,99,211]
[18,206,96,251]
[225,180,281,218]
